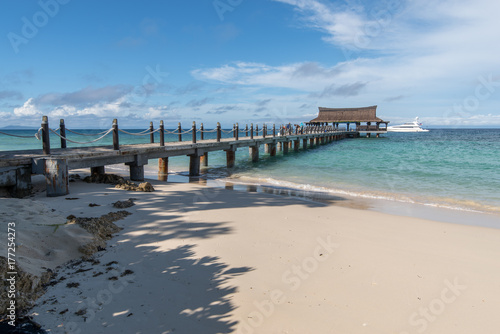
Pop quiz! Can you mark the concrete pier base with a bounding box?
[269,143,276,156]
[45,159,69,197]
[283,141,289,154]
[127,162,145,181]
[0,166,32,198]
[158,157,168,181]
[226,149,236,168]
[189,154,201,176]
[90,166,105,175]
[200,152,208,166]
[250,145,259,162]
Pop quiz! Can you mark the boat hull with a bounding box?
[387,128,429,132]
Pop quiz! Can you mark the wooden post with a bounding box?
[112,118,119,150]
[310,138,314,147]
[200,123,204,140]
[192,121,196,143]
[178,122,182,142]
[245,124,248,137]
[149,122,154,143]
[159,120,165,146]
[226,149,236,168]
[45,159,69,197]
[59,119,66,149]
[158,157,168,181]
[273,124,276,137]
[235,123,239,140]
[263,124,266,138]
[41,116,50,155]
[294,140,299,152]
[303,138,307,150]
[255,124,259,137]
[217,122,221,142]
[250,123,254,139]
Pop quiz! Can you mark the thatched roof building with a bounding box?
[309,105,389,132]
[310,106,385,123]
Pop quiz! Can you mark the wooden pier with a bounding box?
[0,117,352,197]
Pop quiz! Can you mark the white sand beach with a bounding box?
[2,175,500,333]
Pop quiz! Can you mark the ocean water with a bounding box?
[1,128,500,215]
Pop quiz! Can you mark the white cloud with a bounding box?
[14,98,42,117]
[192,61,351,91]
[191,0,500,124]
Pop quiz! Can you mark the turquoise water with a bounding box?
[225,129,500,214]
[1,128,500,214]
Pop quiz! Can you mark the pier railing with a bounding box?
[1,116,337,155]
[1,116,353,197]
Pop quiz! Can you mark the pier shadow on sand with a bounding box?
[30,180,347,333]
[95,184,336,333]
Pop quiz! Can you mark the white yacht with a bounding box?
[387,117,429,132]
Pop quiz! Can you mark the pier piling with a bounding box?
[45,159,69,197]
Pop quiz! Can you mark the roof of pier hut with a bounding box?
[309,106,387,123]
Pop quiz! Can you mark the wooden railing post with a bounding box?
[192,121,196,143]
[256,124,259,137]
[216,122,221,142]
[245,124,248,137]
[250,123,254,139]
[200,123,204,140]
[41,116,50,155]
[59,119,66,149]
[273,124,276,137]
[149,122,154,143]
[159,120,165,146]
[112,119,119,150]
[233,124,236,138]
[263,124,266,138]
[235,123,239,140]
[178,122,182,142]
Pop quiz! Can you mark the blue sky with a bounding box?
[1,0,500,128]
